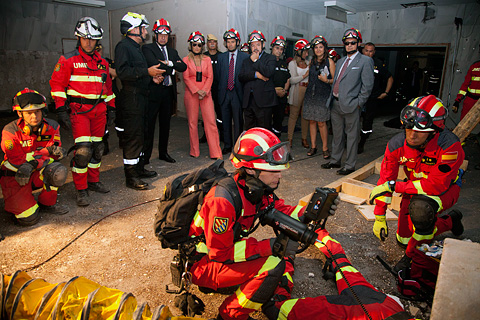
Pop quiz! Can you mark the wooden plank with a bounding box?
[338,192,366,205]
[341,178,374,199]
[452,98,480,143]
[355,205,397,221]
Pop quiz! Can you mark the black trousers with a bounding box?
[212,85,224,142]
[143,86,174,162]
[221,90,243,149]
[272,100,287,134]
[361,98,380,136]
[243,93,272,131]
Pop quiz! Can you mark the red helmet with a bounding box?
[232,128,292,171]
[270,35,286,49]
[328,49,339,59]
[188,31,205,44]
[310,35,328,48]
[294,39,310,52]
[400,95,448,132]
[240,42,250,53]
[223,28,241,43]
[248,30,266,44]
[152,18,171,34]
[342,28,362,43]
[12,88,46,112]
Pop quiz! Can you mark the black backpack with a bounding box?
[154,160,242,249]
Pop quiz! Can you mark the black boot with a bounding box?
[137,158,157,178]
[125,165,148,190]
[103,132,110,155]
[446,209,464,236]
[393,254,412,273]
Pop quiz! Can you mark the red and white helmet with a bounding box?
[310,35,328,48]
[75,17,103,40]
[223,28,241,44]
[232,128,292,171]
[188,31,205,44]
[152,18,171,34]
[400,95,448,132]
[294,39,310,52]
[342,28,362,43]
[240,42,250,53]
[12,88,46,112]
[328,49,339,59]
[270,35,286,49]
[248,30,266,44]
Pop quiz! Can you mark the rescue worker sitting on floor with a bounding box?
[188,127,305,320]
[0,88,68,226]
[263,228,412,320]
[369,95,465,272]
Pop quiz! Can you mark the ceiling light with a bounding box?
[53,0,105,8]
[324,1,356,24]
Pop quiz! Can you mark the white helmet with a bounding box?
[75,17,103,40]
[120,12,150,35]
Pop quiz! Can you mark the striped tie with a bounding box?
[333,58,349,96]
[161,46,170,86]
[227,53,235,90]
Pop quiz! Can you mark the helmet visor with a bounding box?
[400,106,433,130]
[233,133,292,166]
[249,33,263,43]
[224,31,237,39]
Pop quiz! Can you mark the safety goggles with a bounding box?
[156,27,170,34]
[274,40,286,47]
[249,34,264,43]
[234,137,292,165]
[224,31,238,39]
[400,105,447,131]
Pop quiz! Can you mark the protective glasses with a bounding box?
[249,34,263,42]
[224,31,237,39]
[344,41,357,46]
[233,134,292,165]
[400,105,447,131]
[192,43,203,47]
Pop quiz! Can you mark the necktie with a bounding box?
[333,58,349,96]
[161,46,170,86]
[227,53,235,91]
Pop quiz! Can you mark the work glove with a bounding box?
[270,236,299,259]
[57,109,71,130]
[107,107,116,127]
[46,145,67,160]
[452,100,460,113]
[284,238,299,258]
[369,181,395,205]
[329,198,340,216]
[15,161,37,186]
[373,215,388,241]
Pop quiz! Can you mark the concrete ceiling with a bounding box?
[48,0,478,13]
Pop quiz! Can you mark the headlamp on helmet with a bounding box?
[12,88,46,112]
[75,17,103,40]
[400,95,447,132]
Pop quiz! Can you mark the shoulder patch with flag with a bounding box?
[213,216,229,234]
[441,151,458,163]
[54,63,62,72]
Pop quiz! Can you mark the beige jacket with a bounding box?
[288,59,308,106]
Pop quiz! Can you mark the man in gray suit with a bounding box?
[321,28,374,175]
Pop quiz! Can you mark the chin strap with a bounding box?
[128,26,146,42]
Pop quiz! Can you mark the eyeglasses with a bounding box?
[344,41,357,46]
[192,43,203,47]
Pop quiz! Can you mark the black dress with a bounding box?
[303,59,331,122]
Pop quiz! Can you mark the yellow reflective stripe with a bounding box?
[54,135,61,141]
[51,91,67,99]
[376,195,392,203]
[44,185,58,191]
[252,162,289,171]
[72,167,88,174]
[428,196,442,212]
[16,203,39,218]
[468,88,480,94]
[105,93,115,103]
[242,133,270,150]
[193,211,204,229]
[70,75,104,82]
[412,227,437,241]
[25,152,35,162]
[278,299,299,320]
[257,255,282,276]
[335,266,359,281]
[66,89,107,99]
[428,100,443,118]
[412,180,425,194]
[290,205,304,221]
[396,233,411,245]
[412,171,428,179]
[3,161,18,172]
[91,136,103,142]
[236,289,263,310]
[88,162,101,169]
[233,240,247,262]
[195,242,208,254]
[471,77,480,81]
[75,136,92,143]
[283,271,293,284]
[458,90,466,95]
[319,234,340,245]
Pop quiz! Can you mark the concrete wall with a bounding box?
[0,1,109,111]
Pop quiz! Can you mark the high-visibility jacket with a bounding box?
[455,60,480,102]
[189,173,305,264]
[50,47,115,111]
[1,118,62,172]
[374,130,464,216]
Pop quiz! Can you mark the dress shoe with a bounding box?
[159,153,176,163]
[39,203,69,215]
[88,181,110,193]
[222,147,232,155]
[337,167,355,175]
[321,162,341,169]
[137,166,158,178]
[126,177,149,190]
[76,189,90,207]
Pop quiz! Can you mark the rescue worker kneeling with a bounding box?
[188,128,305,320]
[369,95,465,272]
[0,88,68,226]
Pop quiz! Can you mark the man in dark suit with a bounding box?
[239,30,277,130]
[321,28,374,175]
[142,18,187,164]
[216,28,249,154]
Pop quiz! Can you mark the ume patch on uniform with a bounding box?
[213,217,229,234]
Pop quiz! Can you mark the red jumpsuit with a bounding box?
[374,130,464,257]
[263,229,408,320]
[189,174,305,320]
[455,60,480,120]
[0,118,62,218]
[50,47,115,190]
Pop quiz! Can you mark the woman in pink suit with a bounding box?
[183,31,222,159]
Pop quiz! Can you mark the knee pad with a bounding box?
[74,142,92,168]
[409,195,439,234]
[92,141,105,162]
[43,162,68,187]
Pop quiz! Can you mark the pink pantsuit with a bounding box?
[183,55,222,158]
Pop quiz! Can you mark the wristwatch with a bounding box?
[388,180,396,192]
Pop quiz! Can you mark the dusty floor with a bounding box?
[1,112,479,319]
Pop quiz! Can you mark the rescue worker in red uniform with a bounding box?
[263,228,411,320]
[452,60,480,120]
[188,128,305,320]
[50,17,115,207]
[369,95,465,272]
[1,89,68,226]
